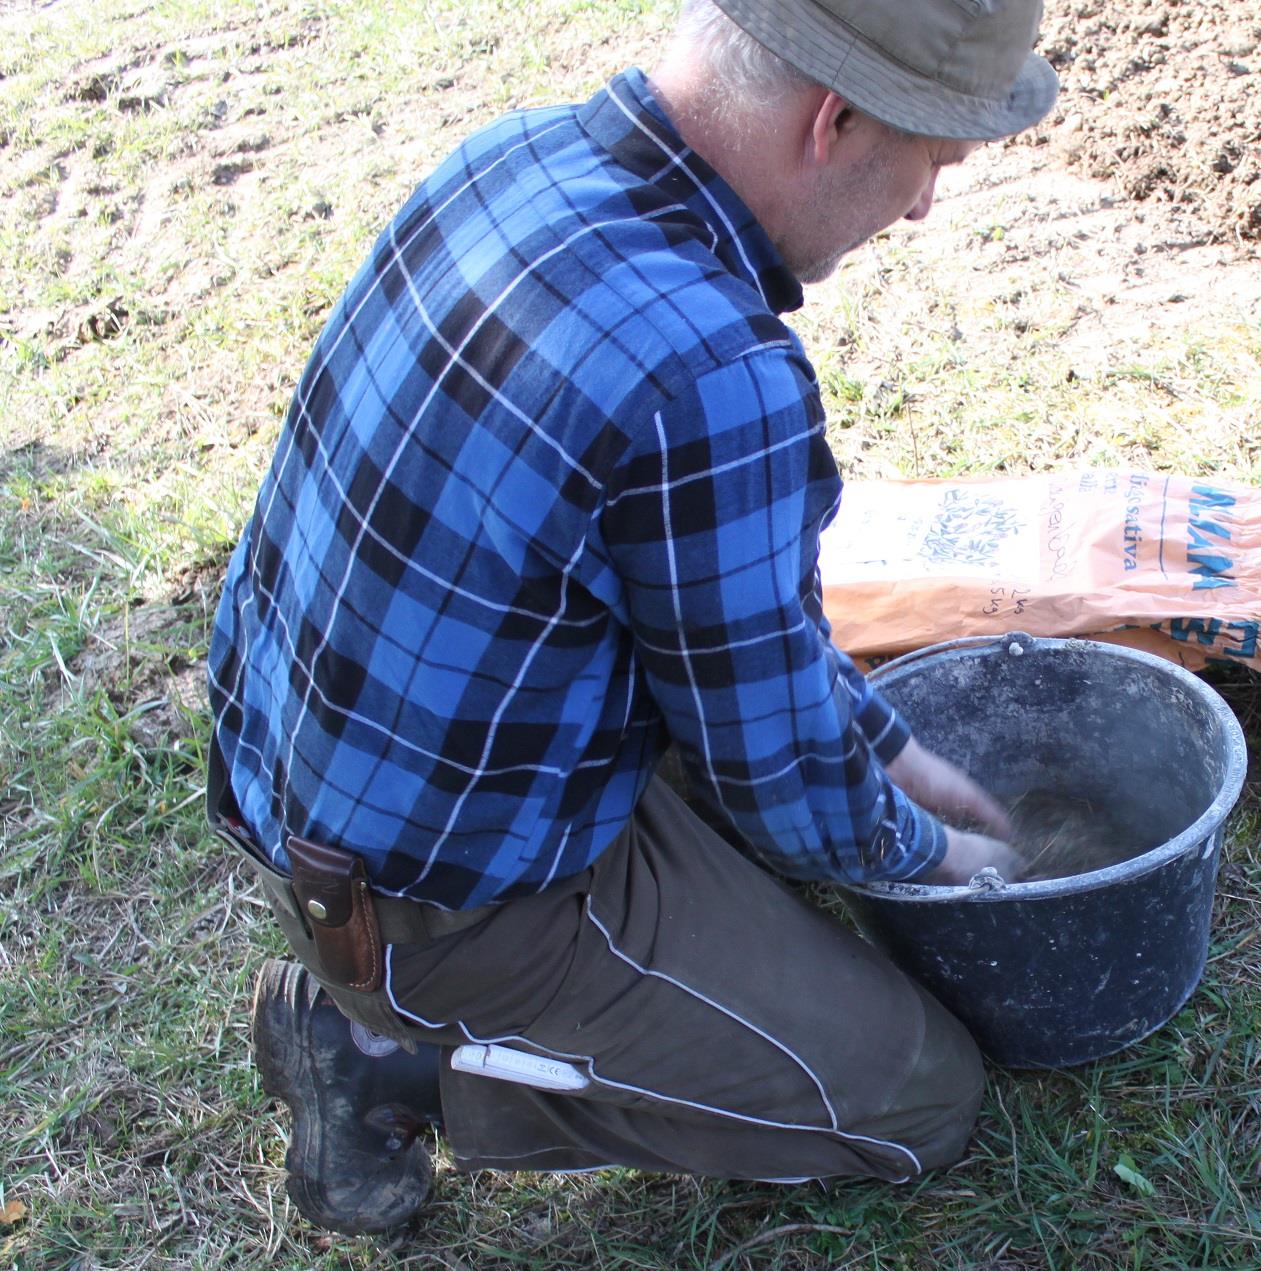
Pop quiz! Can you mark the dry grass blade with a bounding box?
[708,1222,853,1270]
[1005,790,1141,883]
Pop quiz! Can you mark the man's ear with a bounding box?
[808,90,852,167]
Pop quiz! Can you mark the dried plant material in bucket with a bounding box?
[1005,790,1151,882]
[841,633,1247,1067]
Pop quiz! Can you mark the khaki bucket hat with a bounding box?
[709,0,1059,140]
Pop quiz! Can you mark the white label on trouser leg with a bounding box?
[450,1044,591,1092]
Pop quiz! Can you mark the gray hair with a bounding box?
[674,0,814,114]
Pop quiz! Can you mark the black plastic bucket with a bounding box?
[842,633,1248,1068]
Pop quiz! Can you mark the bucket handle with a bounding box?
[867,632,1036,684]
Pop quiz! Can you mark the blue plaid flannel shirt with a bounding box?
[208,68,947,909]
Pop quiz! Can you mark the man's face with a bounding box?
[779,115,981,285]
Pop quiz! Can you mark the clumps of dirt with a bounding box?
[61,603,210,747]
[73,295,129,341]
[6,294,141,363]
[66,63,175,112]
[210,157,254,186]
[1030,0,1261,245]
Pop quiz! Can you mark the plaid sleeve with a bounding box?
[602,348,945,884]
[825,643,912,765]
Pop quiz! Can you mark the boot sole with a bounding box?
[252,959,432,1236]
[252,958,312,1109]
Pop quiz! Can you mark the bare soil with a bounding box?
[1031,0,1261,246]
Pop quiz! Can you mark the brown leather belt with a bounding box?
[215,815,496,948]
[207,732,496,1000]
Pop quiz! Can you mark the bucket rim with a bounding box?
[851,633,1249,903]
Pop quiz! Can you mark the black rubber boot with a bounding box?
[252,958,442,1235]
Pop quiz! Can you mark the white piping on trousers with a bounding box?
[582,901,922,1178]
[382,941,922,1180]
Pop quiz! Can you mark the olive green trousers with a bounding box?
[360,777,986,1181]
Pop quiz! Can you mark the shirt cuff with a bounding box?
[892,785,948,880]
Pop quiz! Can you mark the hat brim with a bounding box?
[712,0,1059,140]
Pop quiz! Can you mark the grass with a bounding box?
[2,0,1260,1267]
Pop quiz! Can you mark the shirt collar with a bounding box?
[576,67,804,316]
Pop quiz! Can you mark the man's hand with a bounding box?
[922,827,1022,885]
[885,736,1013,841]
[886,736,1018,884]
